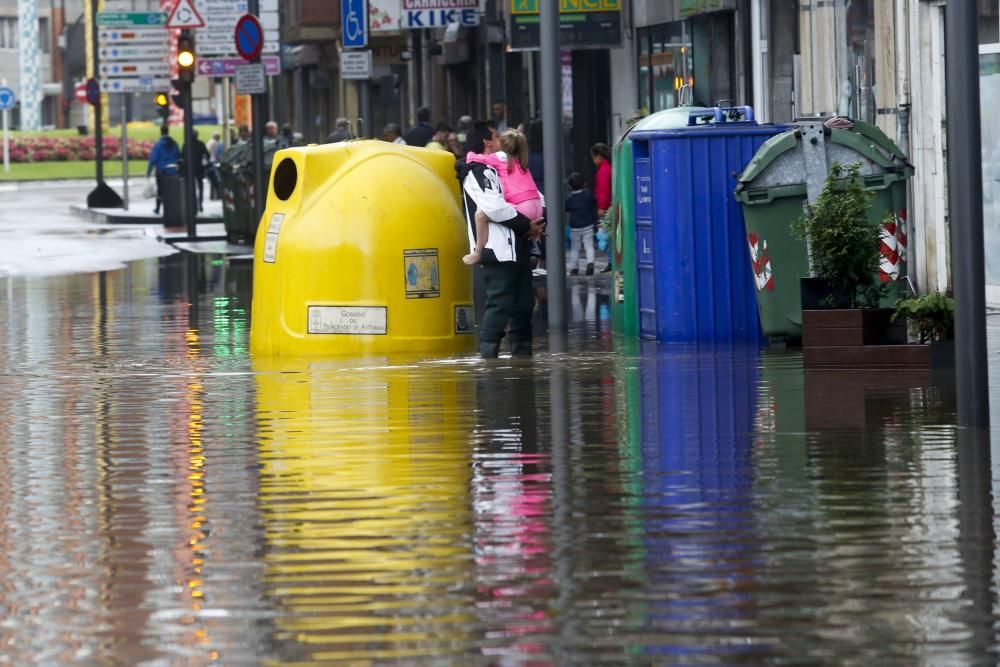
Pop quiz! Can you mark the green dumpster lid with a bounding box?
[737,119,914,186]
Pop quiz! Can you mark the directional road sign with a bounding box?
[0,87,16,111]
[96,12,167,27]
[98,29,170,43]
[167,0,206,29]
[99,78,171,93]
[196,55,280,77]
[100,62,172,77]
[341,0,368,48]
[97,12,170,94]
[234,14,263,61]
[100,46,170,61]
[195,0,279,57]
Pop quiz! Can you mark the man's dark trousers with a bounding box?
[479,250,534,358]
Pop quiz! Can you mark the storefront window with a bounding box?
[638,20,733,113]
[797,1,896,135]
[980,0,999,44]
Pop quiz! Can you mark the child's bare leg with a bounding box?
[464,209,491,265]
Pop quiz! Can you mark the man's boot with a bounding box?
[585,263,594,276]
[510,339,532,358]
[479,340,501,359]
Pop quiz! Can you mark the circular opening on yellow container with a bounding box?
[273,158,297,201]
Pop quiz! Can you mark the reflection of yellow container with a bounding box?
[250,141,476,358]
[255,358,475,661]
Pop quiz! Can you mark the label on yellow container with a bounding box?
[403,248,440,299]
[308,306,388,335]
[454,305,475,334]
[263,213,285,263]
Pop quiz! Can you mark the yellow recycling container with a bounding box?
[250,140,476,357]
[255,357,475,660]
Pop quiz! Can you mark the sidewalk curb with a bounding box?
[69,204,223,226]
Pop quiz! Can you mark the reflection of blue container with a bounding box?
[639,344,761,657]
[630,109,788,343]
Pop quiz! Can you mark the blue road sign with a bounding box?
[234,14,264,62]
[86,78,100,105]
[341,0,368,48]
[0,87,15,111]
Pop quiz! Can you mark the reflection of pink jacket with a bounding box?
[466,152,540,206]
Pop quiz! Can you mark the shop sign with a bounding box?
[679,0,731,17]
[508,0,621,50]
[401,0,482,28]
[370,0,404,32]
[511,0,619,13]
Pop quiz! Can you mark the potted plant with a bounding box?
[892,292,956,370]
[793,163,905,354]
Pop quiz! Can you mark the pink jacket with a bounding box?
[465,152,540,206]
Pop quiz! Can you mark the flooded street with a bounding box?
[2,252,1000,665]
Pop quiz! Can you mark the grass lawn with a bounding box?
[0,160,149,182]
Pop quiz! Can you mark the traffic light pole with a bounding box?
[120,93,128,210]
[182,80,197,238]
[248,0,266,227]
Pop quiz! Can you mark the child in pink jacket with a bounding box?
[463,129,544,265]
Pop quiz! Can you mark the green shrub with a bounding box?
[892,292,955,343]
[792,163,883,308]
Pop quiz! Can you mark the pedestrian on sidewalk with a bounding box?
[565,172,597,276]
[147,125,179,217]
[591,142,612,271]
[404,107,435,147]
[206,132,222,200]
[184,130,210,213]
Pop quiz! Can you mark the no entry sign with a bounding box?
[234,14,264,62]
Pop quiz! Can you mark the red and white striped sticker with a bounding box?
[748,233,774,292]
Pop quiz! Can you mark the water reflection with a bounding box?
[0,252,998,664]
[255,357,476,662]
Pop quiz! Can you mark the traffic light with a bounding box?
[176,31,195,83]
[155,91,169,123]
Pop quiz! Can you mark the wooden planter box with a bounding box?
[801,308,906,347]
[802,309,954,370]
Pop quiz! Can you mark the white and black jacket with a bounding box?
[456,155,545,263]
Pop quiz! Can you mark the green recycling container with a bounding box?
[734,120,914,341]
[611,106,712,337]
[219,140,279,245]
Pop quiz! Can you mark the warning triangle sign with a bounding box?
[167,0,205,29]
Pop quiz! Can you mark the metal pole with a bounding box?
[541,0,566,332]
[407,32,417,126]
[2,109,8,174]
[182,81,196,238]
[248,0,266,227]
[420,31,431,110]
[359,79,371,139]
[945,1,990,430]
[91,0,103,184]
[222,78,231,148]
[2,77,8,174]
[120,93,128,210]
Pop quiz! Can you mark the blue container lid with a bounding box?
[629,106,776,141]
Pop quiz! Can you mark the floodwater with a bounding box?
[1,252,999,665]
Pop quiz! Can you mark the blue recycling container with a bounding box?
[629,107,789,343]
